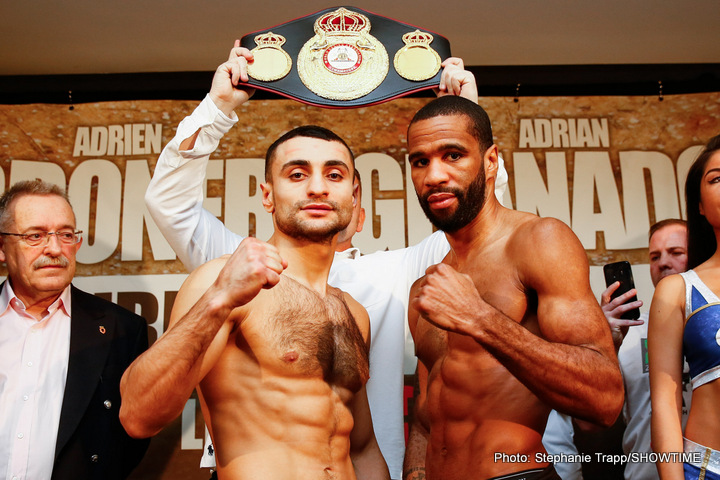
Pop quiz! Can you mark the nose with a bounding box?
[424,159,450,187]
[657,251,672,269]
[306,172,329,197]
[43,233,64,255]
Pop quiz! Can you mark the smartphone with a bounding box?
[603,261,640,320]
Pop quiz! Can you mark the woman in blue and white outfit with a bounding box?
[650,134,720,480]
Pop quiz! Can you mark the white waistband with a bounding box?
[684,437,720,475]
[692,364,720,390]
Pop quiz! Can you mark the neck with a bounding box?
[11,285,64,321]
[268,231,337,294]
[336,239,353,252]
[444,196,503,269]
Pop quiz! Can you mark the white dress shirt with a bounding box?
[0,282,72,480]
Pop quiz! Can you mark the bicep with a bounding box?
[349,385,375,451]
[408,279,422,339]
[408,280,432,423]
[411,362,430,429]
[648,278,685,416]
[523,221,611,351]
[537,291,610,350]
[167,260,237,380]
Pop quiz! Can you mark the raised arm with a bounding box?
[648,275,686,480]
[145,42,255,270]
[411,218,623,426]
[436,58,512,206]
[119,237,286,438]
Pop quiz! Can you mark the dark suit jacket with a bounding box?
[21,284,151,480]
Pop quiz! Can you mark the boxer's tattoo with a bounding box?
[404,467,426,479]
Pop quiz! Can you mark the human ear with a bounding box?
[260,183,275,213]
[484,144,499,179]
[356,208,366,234]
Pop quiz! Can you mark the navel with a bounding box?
[282,350,299,363]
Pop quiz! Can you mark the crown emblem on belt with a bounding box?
[394,29,442,81]
[298,7,389,101]
[247,32,293,82]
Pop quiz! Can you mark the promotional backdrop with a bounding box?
[1,92,718,478]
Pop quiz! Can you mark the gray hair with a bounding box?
[0,179,71,231]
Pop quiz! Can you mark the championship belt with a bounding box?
[240,6,451,108]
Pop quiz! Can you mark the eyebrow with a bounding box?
[704,167,720,178]
[649,245,687,255]
[323,160,351,171]
[279,159,351,172]
[23,222,76,231]
[408,142,469,162]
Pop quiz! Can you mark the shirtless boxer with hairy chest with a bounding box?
[119,118,389,479]
[402,96,624,480]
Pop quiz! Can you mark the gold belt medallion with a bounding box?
[394,30,442,82]
[247,32,292,82]
[297,7,389,101]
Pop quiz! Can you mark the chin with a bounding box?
[35,273,73,290]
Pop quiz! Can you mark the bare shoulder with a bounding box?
[655,271,686,293]
[652,273,686,309]
[508,214,578,251]
[178,255,230,300]
[338,288,371,340]
[504,213,589,292]
[648,273,686,349]
[171,254,251,327]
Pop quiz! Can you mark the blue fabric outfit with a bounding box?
[683,438,720,480]
[681,270,720,390]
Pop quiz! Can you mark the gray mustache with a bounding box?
[33,256,69,269]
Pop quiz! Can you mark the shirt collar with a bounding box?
[0,280,72,319]
[334,247,360,260]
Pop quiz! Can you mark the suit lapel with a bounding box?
[54,285,114,461]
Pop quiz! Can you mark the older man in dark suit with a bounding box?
[0,179,148,480]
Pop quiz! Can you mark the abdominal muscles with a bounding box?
[200,277,369,479]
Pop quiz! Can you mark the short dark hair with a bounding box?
[685,134,720,268]
[264,125,355,182]
[0,179,72,231]
[648,218,687,242]
[408,96,494,152]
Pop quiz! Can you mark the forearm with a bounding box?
[403,422,428,480]
[651,399,685,479]
[471,313,623,426]
[349,383,390,480]
[146,95,240,270]
[119,292,232,438]
[352,436,390,480]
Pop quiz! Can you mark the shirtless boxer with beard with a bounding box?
[403,96,624,480]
